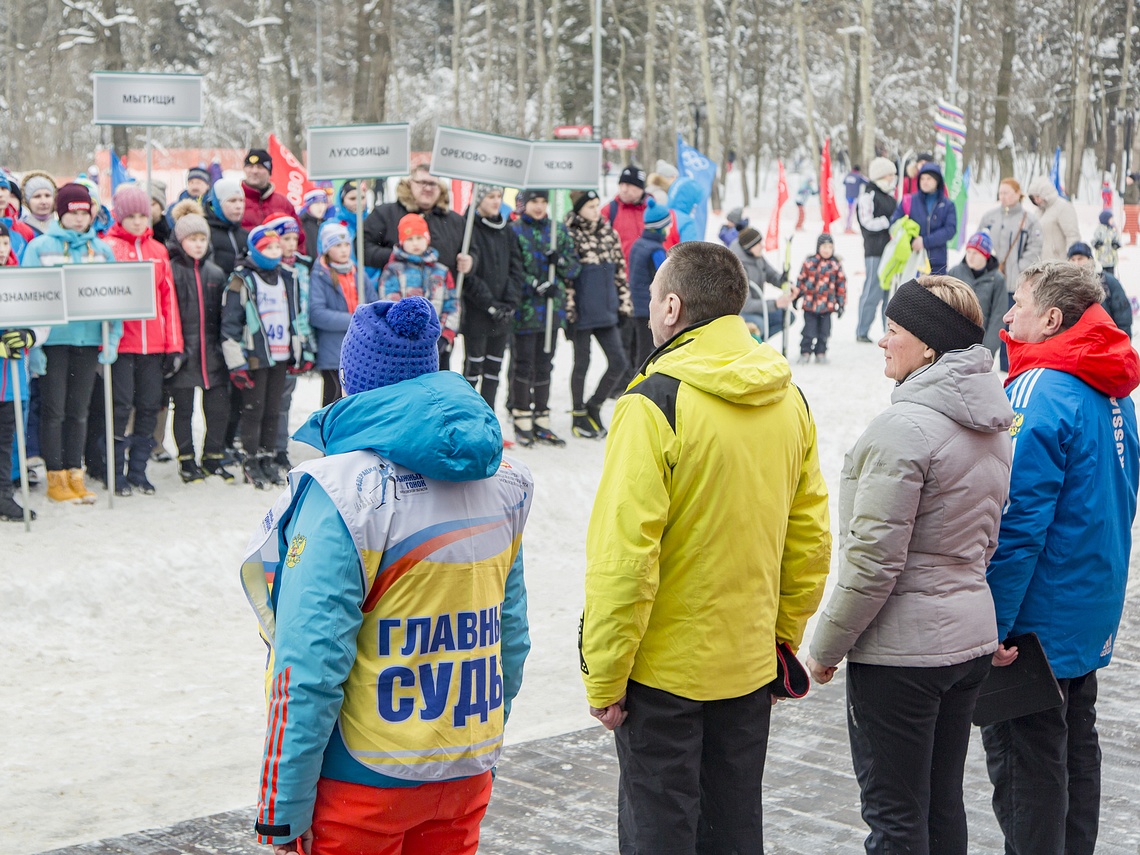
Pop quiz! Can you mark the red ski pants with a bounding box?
[310,771,493,855]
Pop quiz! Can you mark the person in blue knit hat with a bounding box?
[240,295,534,855]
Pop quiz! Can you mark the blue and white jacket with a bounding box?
[988,304,1140,679]
[241,370,532,844]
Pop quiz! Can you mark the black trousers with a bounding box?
[981,670,1100,855]
[320,369,342,408]
[571,325,629,410]
[614,680,771,855]
[800,311,833,355]
[239,364,288,455]
[510,332,556,414]
[846,656,991,855]
[275,374,296,453]
[112,353,165,478]
[171,385,230,459]
[464,331,510,409]
[0,401,14,495]
[39,345,100,471]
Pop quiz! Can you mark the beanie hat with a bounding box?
[738,227,763,251]
[398,213,430,244]
[0,222,9,239]
[1000,177,1022,197]
[338,181,358,204]
[171,200,209,243]
[245,148,273,173]
[474,184,502,209]
[520,189,549,206]
[654,160,679,181]
[303,188,329,208]
[247,224,281,270]
[885,279,984,356]
[339,298,441,395]
[1067,241,1094,260]
[213,176,243,203]
[725,207,747,227]
[644,202,672,229]
[868,157,897,183]
[619,166,646,189]
[112,185,151,223]
[187,167,211,186]
[319,222,352,256]
[571,189,600,214]
[966,231,993,259]
[148,181,167,209]
[263,213,300,237]
[816,233,834,251]
[55,182,92,218]
[1099,210,1114,226]
[21,171,56,201]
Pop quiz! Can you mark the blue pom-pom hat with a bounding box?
[339,297,441,394]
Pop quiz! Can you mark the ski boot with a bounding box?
[585,402,608,438]
[0,494,36,521]
[258,452,285,487]
[243,455,267,489]
[179,455,206,484]
[533,411,566,447]
[571,410,599,439]
[202,453,236,483]
[512,409,535,448]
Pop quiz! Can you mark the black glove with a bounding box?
[534,278,554,298]
[0,329,36,360]
[162,353,184,379]
[837,307,845,319]
[544,249,559,266]
[779,269,790,286]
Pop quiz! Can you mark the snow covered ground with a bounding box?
[4,171,1139,853]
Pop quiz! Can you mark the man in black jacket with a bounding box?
[855,157,899,342]
[361,165,473,368]
[462,185,524,408]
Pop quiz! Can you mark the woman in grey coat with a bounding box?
[807,276,1014,855]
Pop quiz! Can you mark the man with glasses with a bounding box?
[362,165,474,369]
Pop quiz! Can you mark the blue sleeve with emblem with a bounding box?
[256,479,364,845]
[500,547,530,722]
[986,389,1068,642]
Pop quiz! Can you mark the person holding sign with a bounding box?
[221,224,300,490]
[510,189,581,447]
[23,183,119,505]
[104,185,183,496]
[0,233,38,519]
[461,185,525,410]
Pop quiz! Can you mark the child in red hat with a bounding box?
[378,213,457,367]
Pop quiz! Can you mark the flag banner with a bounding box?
[1051,146,1067,199]
[765,161,789,251]
[676,133,717,240]
[944,138,968,250]
[819,138,841,233]
[269,134,316,210]
[110,151,132,193]
[935,101,966,155]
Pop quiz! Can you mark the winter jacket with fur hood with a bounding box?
[1026,177,1081,262]
[361,178,467,277]
[810,345,1013,669]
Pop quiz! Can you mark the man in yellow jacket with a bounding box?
[581,241,831,854]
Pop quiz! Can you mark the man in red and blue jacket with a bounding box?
[984,260,1140,855]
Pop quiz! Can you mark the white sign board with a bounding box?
[64,263,156,322]
[93,72,204,127]
[0,268,68,327]
[525,141,603,190]
[307,124,411,181]
[430,126,532,187]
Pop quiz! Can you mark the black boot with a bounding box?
[274,449,293,470]
[571,410,599,439]
[0,492,35,521]
[258,451,285,486]
[242,455,267,489]
[127,436,156,494]
[178,455,206,484]
[585,402,608,438]
[512,409,535,448]
[202,453,236,482]
[533,411,566,447]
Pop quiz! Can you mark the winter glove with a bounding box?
[98,343,118,366]
[437,337,453,357]
[544,249,559,266]
[230,367,255,390]
[441,328,456,346]
[287,359,314,376]
[162,353,184,379]
[0,329,36,359]
[534,278,554,298]
[837,307,845,319]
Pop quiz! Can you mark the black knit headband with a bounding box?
[885,279,985,355]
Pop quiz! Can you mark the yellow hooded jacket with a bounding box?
[581,315,831,707]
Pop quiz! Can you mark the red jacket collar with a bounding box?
[1002,302,1140,398]
[106,222,154,243]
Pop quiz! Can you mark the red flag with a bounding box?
[764,161,790,251]
[819,138,841,233]
[268,134,315,210]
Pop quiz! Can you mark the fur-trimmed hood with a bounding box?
[395,176,452,214]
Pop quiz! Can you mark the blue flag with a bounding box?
[1051,147,1067,199]
[676,134,717,240]
[111,151,131,193]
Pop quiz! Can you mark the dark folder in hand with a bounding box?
[972,632,1064,727]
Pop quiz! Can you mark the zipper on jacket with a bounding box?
[195,260,210,389]
[136,237,149,353]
